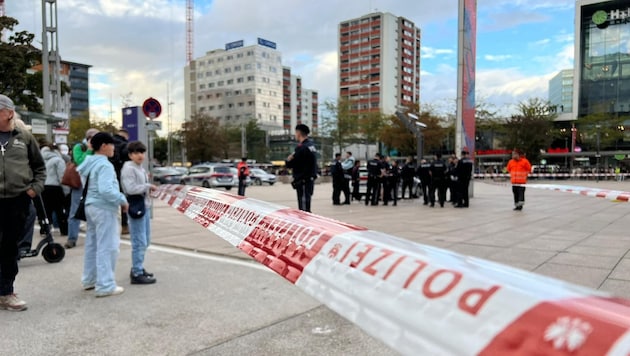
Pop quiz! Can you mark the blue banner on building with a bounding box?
[257,37,276,49]
[225,40,244,51]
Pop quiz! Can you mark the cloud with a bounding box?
[484,54,513,62]
[422,47,456,59]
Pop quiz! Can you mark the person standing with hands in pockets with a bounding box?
[121,141,157,285]
[286,124,318,212]
[0,95,45,311]
[77,132,129,297]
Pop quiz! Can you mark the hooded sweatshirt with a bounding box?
[41,146,65,186]
[77,154,127,213]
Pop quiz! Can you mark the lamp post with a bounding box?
[395,110,426,161]
[596,124,601,182]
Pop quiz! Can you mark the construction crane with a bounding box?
[186,0,193,64]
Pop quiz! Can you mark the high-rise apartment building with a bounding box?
[281,67,319,133]
[338,12,421,115]
[549,69,574,115]
[184,39,283,131]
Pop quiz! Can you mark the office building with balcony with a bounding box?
[282,67,318,133]
[338,12,421,115]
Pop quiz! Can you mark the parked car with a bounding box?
[230,167,253,187]
[180,164,234,190]
[152,167,184,184]
[249,168,276,186]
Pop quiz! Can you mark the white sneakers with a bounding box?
[95,286,124,298]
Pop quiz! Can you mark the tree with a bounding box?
[181,114,227,163]
[380,114,416,156]
[496,98,557,163]
[320,98,359,153]
[68,111,91,144]
[359,109,385,148]
[0,16,42,112]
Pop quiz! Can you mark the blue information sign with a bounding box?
[257,37,276,49]
[225,40,244,50]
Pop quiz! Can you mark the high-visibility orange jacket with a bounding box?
[236,161,250,179]
[506,157,531,184]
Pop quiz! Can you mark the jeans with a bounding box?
[82,205,120,293]
[67,186,82,242]
[127,211,151,276]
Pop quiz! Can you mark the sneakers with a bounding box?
[95,286,124,298]
[131,272,156,285]
[0,294,27,311]
[64,240,76,249]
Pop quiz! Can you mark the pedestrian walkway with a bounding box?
[149,179,630,298]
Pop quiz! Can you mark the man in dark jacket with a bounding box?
[0,95,46,311]
[429,153,447,207]
[417,159,431,205]
[331,153,344,205]
[455,150,473,208]
[365,153,383,206]
[400,156,416,199]
[286,124,318,212]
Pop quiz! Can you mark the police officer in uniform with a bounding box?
[429,153,447,207]
[286,124,318,212]
[400,156,416,199]
[417,159,431,205]
[365,153,382,206]
[456,150,473,208]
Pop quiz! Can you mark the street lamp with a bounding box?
[395,110,426,160]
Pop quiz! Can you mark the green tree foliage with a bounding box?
[0,16,42,112]
[359,109,385,147]
[574,104,627,151]
[68,111,91,144]
[182,114,227,163]
[379,114,416,156]
[496,98,557,163]
[320,98,359,153]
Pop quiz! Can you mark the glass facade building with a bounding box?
[576,0,630,117]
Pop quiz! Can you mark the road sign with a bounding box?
[146,120,162,131]
[142,97,162,119]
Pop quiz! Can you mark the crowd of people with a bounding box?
[0,94,156,311]
[330,150,475,209]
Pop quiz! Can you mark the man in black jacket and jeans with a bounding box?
[286,124,318,212]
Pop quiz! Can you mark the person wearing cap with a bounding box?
[65,128,98,249]
[455,150,473,208]
[506,149,532,211]
[285,124,318,212]
[0,94,46,311]
[77,132,129,297]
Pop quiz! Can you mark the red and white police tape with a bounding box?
[525,184,630,202]
[153,184,630,356]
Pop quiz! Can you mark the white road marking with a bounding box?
[120,240,270,272]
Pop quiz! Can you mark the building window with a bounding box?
[247,76,255,81]
[234,65,241,71]
[237,77,244,83]
[218,81,224,86]
[224,67,231,73]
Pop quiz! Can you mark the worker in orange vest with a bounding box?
[506,149,532,211]
[236,157,250,196]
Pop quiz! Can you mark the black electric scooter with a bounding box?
[19,196,65,263]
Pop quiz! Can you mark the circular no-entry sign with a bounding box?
[142,97,162,119]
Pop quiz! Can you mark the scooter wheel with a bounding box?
[42,243,65,263]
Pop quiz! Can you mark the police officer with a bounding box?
[417,159,431,205]
[400,156,416,199]
[286,124,318,212]
[331,153,344,205]
[384,159,400,206]
[429,153,447,207]
[365,153,382,206]
[455,150,473,208]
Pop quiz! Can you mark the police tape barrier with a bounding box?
[525,184,630,202]
[475,173,628,179]
[153,184,630,355]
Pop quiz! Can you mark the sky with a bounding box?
[5,0,577,134]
